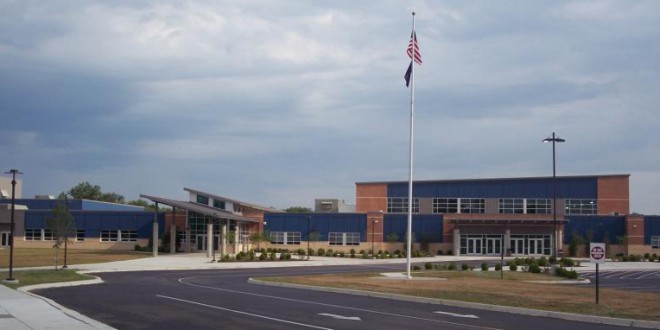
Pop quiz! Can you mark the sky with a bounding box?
[1,1,659,214]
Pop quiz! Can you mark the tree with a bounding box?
[60,181,125,203]
[284,206,313,213]
[48,201,77,270]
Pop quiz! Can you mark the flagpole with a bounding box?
[406,11,416,279]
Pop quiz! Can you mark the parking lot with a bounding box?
[578,270,660,293]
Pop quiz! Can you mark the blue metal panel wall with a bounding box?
[264,213,367,241]
[383,214,443,242]
[387,177,597,199]
[564,216,625,244]
[81,200,144,211]
[24,211,164,239]
[12,199,83,210]
[644,216,660,244]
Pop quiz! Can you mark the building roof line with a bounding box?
[139,194,260,223]
[183,188,282,213]
[356,174,630,185]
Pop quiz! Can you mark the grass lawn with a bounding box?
[0,248,151,268]
[1,269,95,289]
[259,270,660,321]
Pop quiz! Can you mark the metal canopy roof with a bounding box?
[139,194,260,223]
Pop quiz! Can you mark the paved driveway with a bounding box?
[578,270,660,293]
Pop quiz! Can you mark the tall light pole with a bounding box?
[543,133,565,258]
[4,169,22,283]
[211,213,217,262]
[372,218,379,259]
[62,193,69,269]
[306,216,311,261]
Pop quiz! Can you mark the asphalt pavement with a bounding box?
[1,253,659,329]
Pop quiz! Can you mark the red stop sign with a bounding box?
[591,246,604,260]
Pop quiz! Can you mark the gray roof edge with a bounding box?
[182,188,282,213]
[139,194,259,223]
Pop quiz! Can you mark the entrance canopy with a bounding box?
[140,194,259,223]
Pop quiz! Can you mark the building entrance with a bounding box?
[1,232,10,247]
[467,237,482,255]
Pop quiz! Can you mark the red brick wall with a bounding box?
[625,214,644,245]
[597,176,629,215]
[355,183,387,213]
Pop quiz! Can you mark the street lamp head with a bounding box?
[4,169,23,175]
[543,134,566,143]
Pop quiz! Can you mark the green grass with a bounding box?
[1,269,94,289]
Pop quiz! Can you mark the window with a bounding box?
[652,236,660,250]
[460,198,485,214]
[499,199,524,214]
[329,232,361,245]
[101,230,119,242]
[76,230,85,241]
[213,199,226,209]
[565,199,597,215]
[43,229,54,241]
[177,231,187,243]
[527,199,551,214]
[120,230,137,242]
[387,197,419,213]
[269,232,300,245]
[25,228,41,240]
[196,195,209,205]
[433,198,458,214]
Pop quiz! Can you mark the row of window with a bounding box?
[24,229,137,242]
[270,231,361,246]
[387,197,598,215]
[652,236,660,250]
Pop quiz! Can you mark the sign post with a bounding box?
[590,243,606,304]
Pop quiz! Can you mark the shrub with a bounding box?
[359,250,366,254]
[269,252,276,261]
[494,263,502,271]
[317,248,325,256]
[394,249,401,255]
[339,252,346,258]
[297,248,305,256]
[425,262,433,270]
[509,264,518,271]
[307,248,315,256]
[528,264,542,273]
[539,256,549,267]
[549,255,557,265]
[285,253,291,260]
[259,252,267,261]
[448,262,456,270]
[559,257,575,267]
[644,253,650,261]
[350,249,356,255]
[412,265,421,271]
[481,262,489,271]
[437,250,444,255]
[461,263,469,271]
[447,250,453,255]
[361,253,369,259]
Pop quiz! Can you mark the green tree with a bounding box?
[386,232,399,243]
[60,182,102,200]
[284,206,313,213]
[47,202,77,270]
[100,192,125,204]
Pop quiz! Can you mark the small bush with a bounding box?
[359,250,366,254]
[317,248,325,256]
[259,252,267,261]
[447,249,453,255]
[549,255,557,265]
[539,256,549,267]
[339,252,346,258]
[481,262,488,271]
[509,264,518,271]
[269,253,277,261]
[494,263,502,271]
[448,262,456,270]
[297,248,305,256]
[361,253,369,259]
[412,265,421,271]
[461,263,469,271]
[425,262,433,270]
[350,249,356,255]
[437,250,444,255]
[559,257,575,267]
[528,264,542,273]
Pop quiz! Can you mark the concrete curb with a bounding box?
[17,275,114,329]
[248,278,660,329]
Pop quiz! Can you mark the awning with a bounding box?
[140,194,260,223]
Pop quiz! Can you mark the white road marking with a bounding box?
[318,313,361,321]
[435,311,479,319]
[157,294,333,330]
[178,276,501,330]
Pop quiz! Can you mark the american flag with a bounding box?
[407,31,422,65]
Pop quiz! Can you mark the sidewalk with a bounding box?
[1,254,659,329]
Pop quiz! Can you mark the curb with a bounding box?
[248,278,660,329]
[18,275,115,329]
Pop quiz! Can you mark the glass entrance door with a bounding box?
[196,235,207,251]
[511,238,525,255]
[467,238,482,255]
[529,238,544,255]
[486,237,502,255]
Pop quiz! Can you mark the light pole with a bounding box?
[306,216,311,261]
[372,218,379,259]
[4,169,22,283]
[543,132,565,258]
[211,213,217,262]
[62,193,69,269]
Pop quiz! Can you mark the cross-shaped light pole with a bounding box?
[543,133,565,258]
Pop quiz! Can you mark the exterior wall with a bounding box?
[0,177,22,199]
[626,214,645,245]
[382,214,443,243]
[564,215,625,244]
[264,213,367,241]
[643,216,660,245]
[14,238,150,250]
[355,183,387,213]
[597,175,630,215]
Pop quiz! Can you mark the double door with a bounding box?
[467,237,502,255]
[510,237,544,255]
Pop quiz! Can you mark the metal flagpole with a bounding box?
[406,12,416,279]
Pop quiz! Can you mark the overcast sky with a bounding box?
[1,1,659,214]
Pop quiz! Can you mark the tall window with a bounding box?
[433,198,458,214]
[652,236,660,250]
[565,199,597,215]
[24,228,41,240]
[76,230,85,241]
[499,199,524,214]
[460,198,485,214]
[387,197,419,213]
[43,229,54,241]
[527,199,551,214]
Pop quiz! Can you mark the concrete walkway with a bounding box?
[1,253,659,329]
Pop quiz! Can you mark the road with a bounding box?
[578,269,660,293]
[36,264,636,330]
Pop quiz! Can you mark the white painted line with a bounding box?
[178,277,501,330]
[607,271,635,279]
[633,271,659,279]
[434,311,479,319]
[157,294,333,330]
[318,313,361,321]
